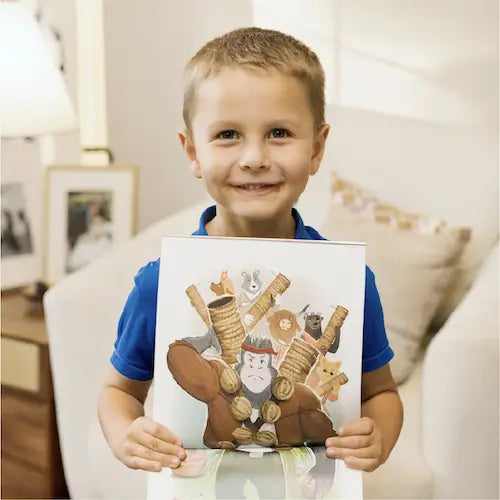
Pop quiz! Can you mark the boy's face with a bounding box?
[179,68,329,222]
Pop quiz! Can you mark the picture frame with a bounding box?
[44,164,138,285]
[1,142,43,290]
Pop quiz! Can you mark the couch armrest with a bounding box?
[44,200,209,499]
[422,241,499,499]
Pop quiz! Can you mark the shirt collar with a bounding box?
[192,205,311,240]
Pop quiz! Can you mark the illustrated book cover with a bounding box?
[148,236,366,499]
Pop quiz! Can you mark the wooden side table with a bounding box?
[1,291,69,499]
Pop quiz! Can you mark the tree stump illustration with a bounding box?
[244,273,291,331]
[317,306,348,355]
[185,285,211,328]
[279,337,320,384]
[207,295,246,364]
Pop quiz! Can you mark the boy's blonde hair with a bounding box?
[183,27,325,132]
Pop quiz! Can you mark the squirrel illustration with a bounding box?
[210,271,235,296]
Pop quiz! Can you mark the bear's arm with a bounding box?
[166,340,220,402]
[297,385,337,443]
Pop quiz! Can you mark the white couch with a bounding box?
[44,106,499,499]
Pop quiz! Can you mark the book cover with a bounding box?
[148,236,365,499]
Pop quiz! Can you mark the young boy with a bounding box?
[99,27,403,475]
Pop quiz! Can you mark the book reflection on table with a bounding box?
[170,446,335,500]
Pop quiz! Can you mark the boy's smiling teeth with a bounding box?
[239,183,273,190]
[235,183,281,190]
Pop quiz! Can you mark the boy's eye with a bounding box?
[216,130,239,140]
[269,128,289,139]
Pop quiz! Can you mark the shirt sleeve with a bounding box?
[362,266,394,373]
[110,260,159,381]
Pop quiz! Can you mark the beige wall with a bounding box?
[2,0,498,240]
[103,0,253,230]
[102,0,497,231]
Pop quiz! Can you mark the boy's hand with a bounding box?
[121,416,186,472]
[325,417,383,472]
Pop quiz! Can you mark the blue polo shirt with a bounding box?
[111,206,393,381]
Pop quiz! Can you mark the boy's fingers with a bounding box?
[126,456,162,472]
[326,446,374,460]
[144,420,183,446]
[135,444,182,468]
[337,417,374,437]
[325,435,372,450]
[138,434,186,460]
[344,455,379,472]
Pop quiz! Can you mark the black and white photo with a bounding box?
[66,191,113,273]
[1,183,33,258]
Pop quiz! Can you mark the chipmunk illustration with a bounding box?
[210,271,235,296]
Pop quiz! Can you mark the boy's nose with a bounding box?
[238,144,270,171]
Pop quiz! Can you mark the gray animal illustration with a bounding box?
[304,311,341,353]
[304,312,323,340]
[183,327,221,355]
[238,270,262,306]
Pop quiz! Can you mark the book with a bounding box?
[148,236,365,499]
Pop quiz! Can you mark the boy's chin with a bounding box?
[229,200,292,221]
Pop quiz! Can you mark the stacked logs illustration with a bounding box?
[279,306,349,384]
[220,368,293,447]
[271,376,295,401]
[184,272,350,449]
[244,273,290,330]
[231,428,278,447]
[220,367,242,394]
[185,274,292,364]
[185,285,211,328]
[278,337,320,384]
[316,305,349,354]
[207,295,246,364]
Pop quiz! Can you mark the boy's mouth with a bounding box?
[233,183,282,193]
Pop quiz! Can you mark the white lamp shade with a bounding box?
[0,3,76,137]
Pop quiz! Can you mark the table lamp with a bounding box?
[0,1,76,138]
[0,1,76,292]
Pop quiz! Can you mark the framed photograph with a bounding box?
[1,182,41,288]
[1,142,43,290]
[44,165,138,284]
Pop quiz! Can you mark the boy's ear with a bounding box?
[178,128,202,179]
[310,123,331,176]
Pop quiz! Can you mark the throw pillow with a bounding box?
[321,173,471,384]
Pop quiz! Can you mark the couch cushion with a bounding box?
[88,390,155,499]
[320,173,470,383]
[364,360,433,499]
[88,418,148,499]
[328,173,471,240]
[298,105,499,329]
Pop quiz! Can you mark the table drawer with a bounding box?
[1,389,50,470]
[1,456,49,499]
[1,336,40,392]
